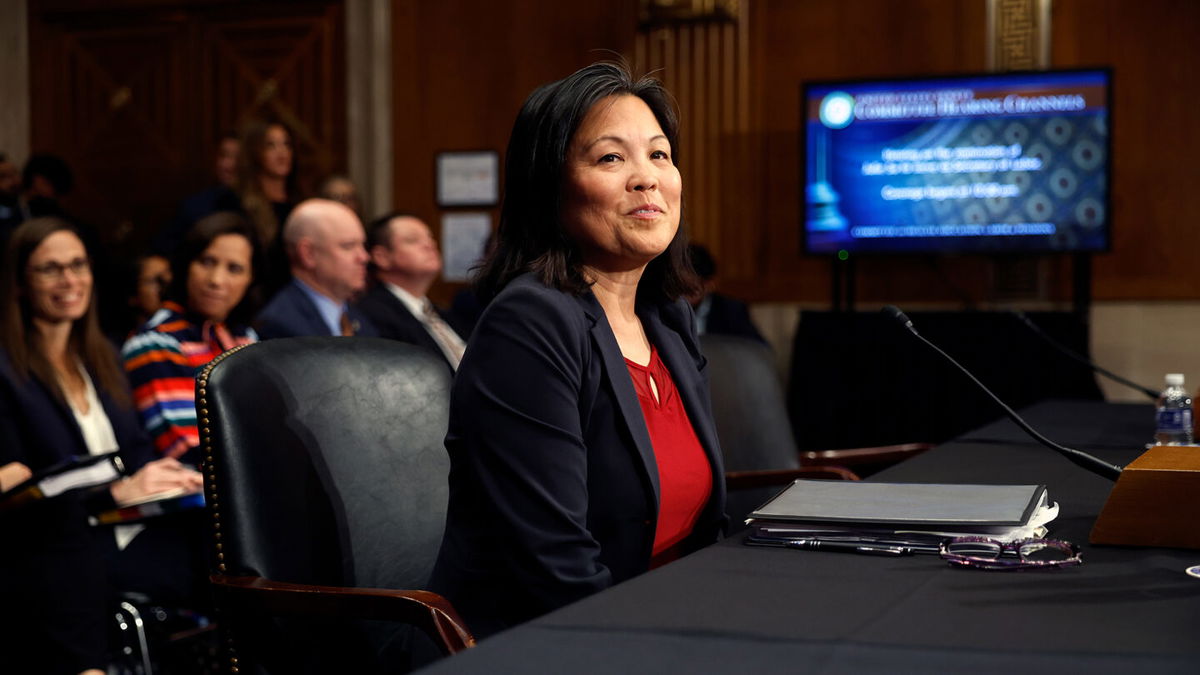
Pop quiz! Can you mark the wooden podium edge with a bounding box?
[1090,445,1200,549]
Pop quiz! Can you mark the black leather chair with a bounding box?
[196,337,473,673]
[701,334,865,526]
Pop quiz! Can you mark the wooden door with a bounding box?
[28,0,346,257]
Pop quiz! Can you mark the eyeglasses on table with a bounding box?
[939,536,1082,570]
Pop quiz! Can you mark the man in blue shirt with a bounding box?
[255,199,377,339]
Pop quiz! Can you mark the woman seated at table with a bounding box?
[0,217,203,675]
[123,212,260,463]
[430,62,727,638]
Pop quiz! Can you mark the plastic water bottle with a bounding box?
[1154,373,1193,445]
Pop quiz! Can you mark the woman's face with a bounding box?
[24,230,92,326]
[132,255,171,318]
[186,234,253,323]
[560,95,682,273]
[259,125,293,180]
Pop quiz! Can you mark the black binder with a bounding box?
[749,479,1048,530]
[0,452,126,514]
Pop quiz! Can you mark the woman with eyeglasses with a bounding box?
[0,217,203,675]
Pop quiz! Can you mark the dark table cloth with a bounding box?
[420,400,1200,673]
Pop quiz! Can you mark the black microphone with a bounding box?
[882,305,1123,481]
[1010,311,1159,401]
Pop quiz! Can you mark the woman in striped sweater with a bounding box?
[123,212,261,464]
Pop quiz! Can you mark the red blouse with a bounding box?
[625,346,713,561]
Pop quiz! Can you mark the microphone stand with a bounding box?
[1011,311,1159,401]
[882,306,1123,481]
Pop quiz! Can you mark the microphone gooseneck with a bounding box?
[881,305,1123,481]
[1011,311,1160,401]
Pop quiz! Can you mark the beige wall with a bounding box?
[1091,303,1199,403]
[0,0,29,165]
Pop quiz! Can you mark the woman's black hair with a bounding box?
[166,211,263,326]
[473,61,698,304]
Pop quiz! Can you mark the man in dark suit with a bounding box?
[688,243,767,344]
[255,199,377,339]
[355,212,466,371]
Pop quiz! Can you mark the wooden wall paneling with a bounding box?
[1053,0,1200,301]
[200,5,347,190]
[391,1,640,303]
[633,1,760,292]
[29,8,193,252]
[28,1,346,259]
[749,0,993,304]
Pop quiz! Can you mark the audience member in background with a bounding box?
[123,213,260,463]
[152,131,241,256]
[687,243,766,344]
[0,154,82,249]
[19,153,74,217]
[236,119,298,244]
[234,119,301,296]
[0,153,19,197]
[0,153,20,205]
[430,62,726,637]
[316,173,363,220]
[1,217,203,675]
[129,253,172,326]
[109,253,172,342]
[255,199,376,339]
[357,212,466,371]
[0,153,20,251]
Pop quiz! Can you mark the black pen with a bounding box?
[784,538,913,557]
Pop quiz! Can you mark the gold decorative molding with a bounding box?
[988,0,1052,301]
[987,0,1051,71]
[109,85,131,111]
[639,0,739,29]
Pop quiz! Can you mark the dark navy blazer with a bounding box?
[430,273,727,637]
[0,349,153,485]
[254,279,378,340]
[0,349,155,671]
[354,283,466,372]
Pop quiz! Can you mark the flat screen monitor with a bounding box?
[802,68,1111,256]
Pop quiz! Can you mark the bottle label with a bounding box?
[1156,408,1193,432]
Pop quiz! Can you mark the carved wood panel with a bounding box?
[634,2,759,280]
[28,1,345,256]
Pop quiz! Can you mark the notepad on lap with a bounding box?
[0,452,126,514]
[91,490,206,526]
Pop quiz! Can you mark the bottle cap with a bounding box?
[1166,373,1185,386]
